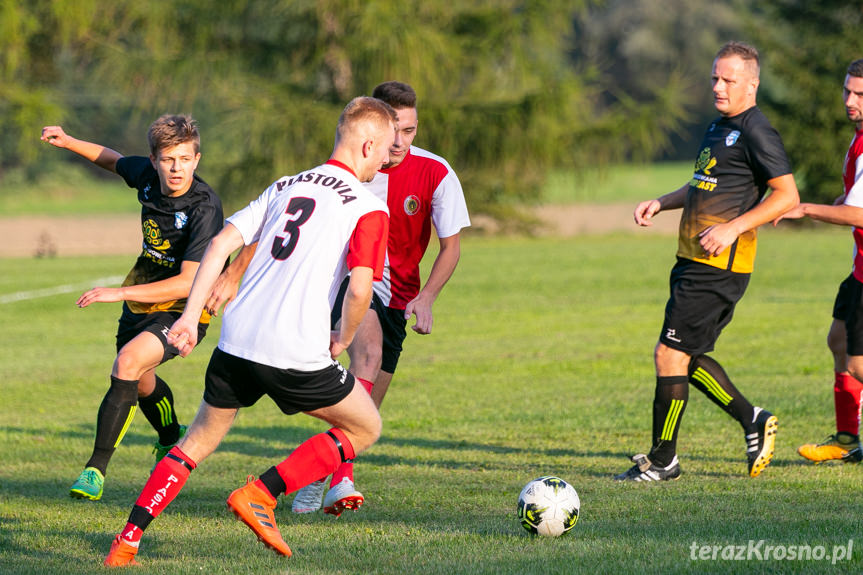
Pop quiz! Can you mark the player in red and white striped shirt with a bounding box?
[775,59,863,463]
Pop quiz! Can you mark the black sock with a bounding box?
[85,376,139,474]
[138,375,181,446]
[689,355,755,433]
[259,466,287,498]
[649,375,689,467]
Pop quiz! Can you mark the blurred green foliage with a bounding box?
[2,0,859,212]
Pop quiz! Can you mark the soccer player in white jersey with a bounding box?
[103,96,395,567]
[207,82,471,516]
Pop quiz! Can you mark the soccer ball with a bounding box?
[517,476,580,536]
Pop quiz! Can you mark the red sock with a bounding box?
[357,377,374,394]
[120,446,197,544]
[267,429,355,495]
[834,371,863,436]
[330,461,354,486]
[327,379,370,487]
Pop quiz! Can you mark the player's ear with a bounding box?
[362,139,374,159]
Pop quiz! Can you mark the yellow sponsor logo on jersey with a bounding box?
[695,147,717,175]
[142,218,172,251]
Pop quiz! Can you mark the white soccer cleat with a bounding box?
[323,477,364,516]
[291,478,326,514]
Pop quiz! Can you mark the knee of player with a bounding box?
[358,411,382,451]
[348,344,382,377]
[112,352,146,381]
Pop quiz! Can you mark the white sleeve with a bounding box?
[226,180,277,244]
[845,155,863,208]
[431,171,471,238]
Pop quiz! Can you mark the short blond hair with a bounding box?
[336,97,397,145]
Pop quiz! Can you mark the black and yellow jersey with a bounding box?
[678,106,791,273]
[116,156,223,320]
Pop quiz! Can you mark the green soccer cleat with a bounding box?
[70,467,104,501]
[152,424,187,466]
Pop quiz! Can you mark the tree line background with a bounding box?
[1,0,861,215]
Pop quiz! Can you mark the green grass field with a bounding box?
[0,162,692,217]
[542,161,693,205]
[1,226,861,574]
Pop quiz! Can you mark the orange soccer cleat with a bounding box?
[226,479,292,557]
[103,535,139,567]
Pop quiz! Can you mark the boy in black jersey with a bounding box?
[41,115,223,500]
[616,42,800,482]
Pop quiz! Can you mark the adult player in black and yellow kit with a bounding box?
[615,42,800,481]
[41,116,223,499]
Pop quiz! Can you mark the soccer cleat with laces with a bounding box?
[797,432,858,463]
[226,478,292,557]
[69,467,104,501]
[746,407,777,477]
[323,477,364,516]
[291,478,326,514]
[103,535,139,567]
[613,453,681,482]
[152,424,188,467]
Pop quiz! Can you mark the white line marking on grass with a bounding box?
[0,276,126,304]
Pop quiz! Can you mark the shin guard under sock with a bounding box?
[121,446,197,544]
[326,379,372,487]
[834,371,863,436]
[258,428,356,498]
[689,355,755,432]
[649,375,689,467]
[139,375,181,446]
[86,376,139,474]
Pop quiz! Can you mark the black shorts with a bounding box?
[116,303,208,364]
[330,278,409,374]
[832,274,863,356]
[203,347,355,415]
[659,258,750,355]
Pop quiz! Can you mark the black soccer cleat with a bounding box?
[746,407,777,477]
[614,453,681,482]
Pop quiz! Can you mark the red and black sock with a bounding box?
[257,428,355,499]
[120,446,197,545]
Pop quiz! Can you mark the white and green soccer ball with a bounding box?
[516,476,580,536]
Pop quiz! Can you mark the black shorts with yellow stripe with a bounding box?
[659,258,750,356]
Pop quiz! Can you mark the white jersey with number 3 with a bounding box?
[219,161,388,370]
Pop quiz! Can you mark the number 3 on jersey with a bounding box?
[271,197,315,260]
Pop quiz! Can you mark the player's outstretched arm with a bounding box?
[167,224,245,356]
[404,233,461,335]
[205,242,258,316]
[40,126,123,173]
[634,184,689,226]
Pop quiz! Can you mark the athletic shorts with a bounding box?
[203,347,355,415]
[832,274,863,356]
[330,278,409,374]
[659,258,750,355]
[116,303,208,364]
